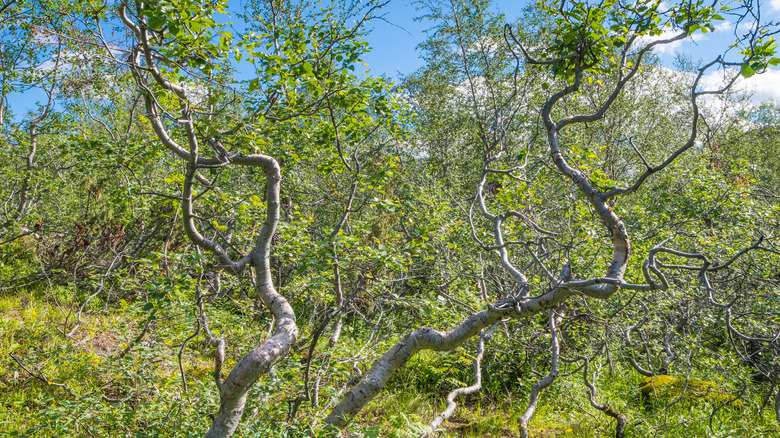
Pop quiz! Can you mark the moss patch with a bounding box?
[639,375,743,408]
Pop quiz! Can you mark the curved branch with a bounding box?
[603,58,731,200]
[420,328,491,437]
[204,155,298,438]
[624,303,654,377]
[518,311,561,437]
[571,355,628,438]
[326,262,574,429]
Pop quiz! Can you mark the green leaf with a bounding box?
[302,62,313,76]
[149,17,166,31]
[740,62,756,78]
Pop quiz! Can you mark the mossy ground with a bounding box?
[1,290,778,437]
[639,375,744,408]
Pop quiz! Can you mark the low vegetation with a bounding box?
[2,0,780,437]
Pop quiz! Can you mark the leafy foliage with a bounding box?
[1,0,779,437]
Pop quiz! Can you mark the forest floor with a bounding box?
[2,291,779,437]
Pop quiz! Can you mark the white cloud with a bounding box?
[700,67,780,104]
[467,36,500,55]
[37,50,85,71]
[742,69,780,102]
[712,20,733,34]
[770,0,780,11]
[638,29,707,56]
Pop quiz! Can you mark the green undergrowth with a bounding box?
[1,289,778,437]
[356,365,777,438]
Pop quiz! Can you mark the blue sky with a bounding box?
[5,0,780,116]
[360,0,529,78]
[361,0,780,101]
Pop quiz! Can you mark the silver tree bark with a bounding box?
[118,3,299,436]
[325,9,749,429]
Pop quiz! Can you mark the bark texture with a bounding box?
[325,288,573,427]
[118,4,300,436]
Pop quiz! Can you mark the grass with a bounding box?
[1,287,779,437]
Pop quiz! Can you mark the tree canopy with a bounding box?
[1,0,780,437]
